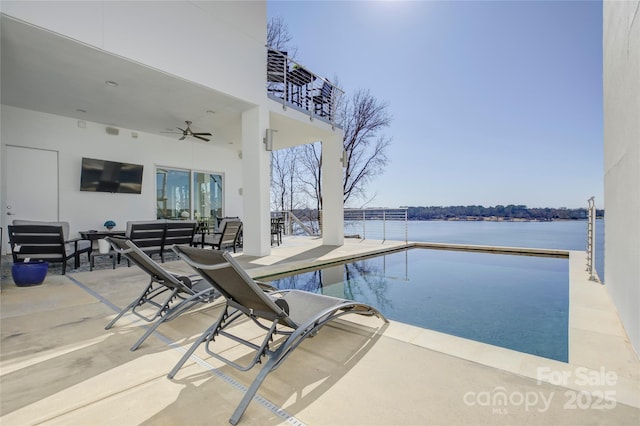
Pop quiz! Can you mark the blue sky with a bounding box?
[268,0,603,209]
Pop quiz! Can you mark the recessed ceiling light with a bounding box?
[76,108,87,113]
[105,80,119,87]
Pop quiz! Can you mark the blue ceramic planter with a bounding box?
[12,261,49,287]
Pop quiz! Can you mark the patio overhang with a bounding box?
[1,14,254,147]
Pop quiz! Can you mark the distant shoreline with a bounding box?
[402,205,604,222]
[408,217,603,222]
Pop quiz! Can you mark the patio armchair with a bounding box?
[167,245,388,425]
[199,218,242,252]
[104,237,219,351]
[9,220,92,273]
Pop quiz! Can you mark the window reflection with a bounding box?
[156,168,223,220]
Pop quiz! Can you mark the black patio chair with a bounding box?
[8,224,91,274]
[313,80,333,117]
[199,219,242,252]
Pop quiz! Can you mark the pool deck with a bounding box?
[1,237,638,425]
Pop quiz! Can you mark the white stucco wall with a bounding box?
[0,0,266,104]
[1,105,244,239]
[603,0,640,355]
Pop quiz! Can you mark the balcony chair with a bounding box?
[104,237,219,351]
[167,246,388,425]
[313,80,333,117]
[267,49,288,99]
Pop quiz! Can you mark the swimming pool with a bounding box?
[263,247,569,362]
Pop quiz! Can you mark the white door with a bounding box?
[4,146,59,253]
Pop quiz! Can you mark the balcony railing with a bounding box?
[272,208,409,242]
[267,49,344,127]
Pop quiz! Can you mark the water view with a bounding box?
[345,218,604,280]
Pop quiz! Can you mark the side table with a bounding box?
[90,250,117,271]
[79,230,126,241]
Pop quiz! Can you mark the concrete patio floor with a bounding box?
[1,237,639,425]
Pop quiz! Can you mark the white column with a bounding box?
[321,134,344,246]
[241,107,271,256]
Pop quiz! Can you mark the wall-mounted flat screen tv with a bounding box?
[80,157,144,194]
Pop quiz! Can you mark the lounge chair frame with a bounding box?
[104,237,219,351]
[167,245,388,425]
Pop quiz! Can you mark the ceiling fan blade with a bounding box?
[192,132,212,136]
[177,127,186,133]
[193,135,210,142]
[179,135,186,141]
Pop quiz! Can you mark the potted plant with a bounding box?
[12,261,49,287]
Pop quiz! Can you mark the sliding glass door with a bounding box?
[156,167,223,223]
[193,172,223,224]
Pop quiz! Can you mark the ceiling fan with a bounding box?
[164,121,212,142]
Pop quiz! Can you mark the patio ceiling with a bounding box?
[0,15,252,146]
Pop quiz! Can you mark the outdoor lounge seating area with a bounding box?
[5,218,246,277]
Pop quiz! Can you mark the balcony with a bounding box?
[266,49,344,127]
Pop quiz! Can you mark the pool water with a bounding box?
[265,248,569,362]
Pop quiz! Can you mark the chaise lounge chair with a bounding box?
[104,237,219,351]
[167,245,388,425]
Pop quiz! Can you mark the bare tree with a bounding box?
[295,90,392,209]
[341,89,392,205]
[267,16,296,57]
[271,147,302,213]
[297,142,323,232]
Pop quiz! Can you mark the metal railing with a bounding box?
[344,208,408,242]
[586,196,599,282]
[271,210,318,237]
[266,49,344,128]
[272,208,409,242]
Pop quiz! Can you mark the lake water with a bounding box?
[345,219,605,281]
